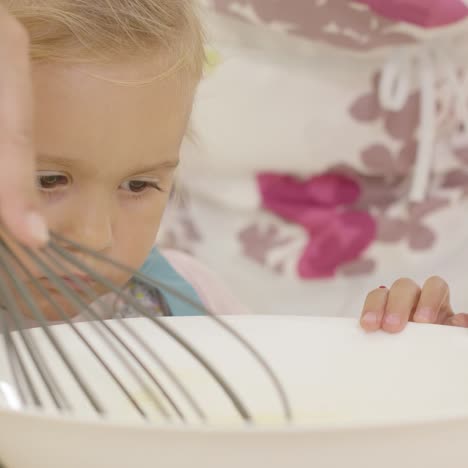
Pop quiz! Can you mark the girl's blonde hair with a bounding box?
[4,0,205,77]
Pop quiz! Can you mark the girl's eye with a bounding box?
[120,180,162,193]
[37,174,69,190]
[128,181,148,193]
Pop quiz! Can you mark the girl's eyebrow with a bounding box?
[37,154,78,168]
[37,154,180,172]
[131,160,180,174]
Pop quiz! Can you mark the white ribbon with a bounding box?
[378,39,468,202]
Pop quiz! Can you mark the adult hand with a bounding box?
[360,277,460,333]
[0,5,48,247]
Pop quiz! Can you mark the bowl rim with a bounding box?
[2,399,468,434]
[2,315,468,434]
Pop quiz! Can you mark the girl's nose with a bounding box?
[60,199,113,252]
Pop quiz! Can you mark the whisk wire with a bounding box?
[42,246,198,421]
[17,244,164,420]
[0,241,71,410]
[42,246,204,421]
[50,237,255,421]
[1,311,38,407]
[5,243,108,414]
[52,232,293,421]
[0,230,293,424]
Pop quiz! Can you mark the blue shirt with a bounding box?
[137,247,204,317]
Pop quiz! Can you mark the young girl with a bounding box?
[0,0,246,320]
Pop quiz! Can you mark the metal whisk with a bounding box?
[0,231,292,424]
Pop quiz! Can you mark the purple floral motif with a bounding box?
[257,172,376,278]
[349,73,420,142]
[158,200,202,255]
[354,0,468,28]
[453,144,468,165]
[341,69,451,263]
[161,219,201,253]
[441,145,468,198]
[238,224,294,274]
[238,67,455,279]
[360,141,417,177]
[377,198,450,250]
[209,0,415,51]
[340,258,377,276]
[442,169,468,198]
[335,162,450,251]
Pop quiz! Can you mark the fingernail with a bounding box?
[384,314,401,326]
[379,286,387,289]
[26,212,49,244]
[414,307,433,323]
[362,312,378,326]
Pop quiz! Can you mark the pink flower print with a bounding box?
[354,0,468,28]
[257,172,376,278]
[298,211,376,278]
[332,163,448,252]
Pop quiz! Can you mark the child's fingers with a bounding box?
[413,276,452,324]
[445,314,468,328]
[382,278,420,333]
[360,286,388,332]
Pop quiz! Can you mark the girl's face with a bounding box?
[12,59,195,318]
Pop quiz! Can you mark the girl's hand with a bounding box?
[0,6,48,246]
[360,277,468,333]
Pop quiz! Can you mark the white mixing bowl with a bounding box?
[1,315,468,468]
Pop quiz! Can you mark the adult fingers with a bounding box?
[360,286,388,332]
[413,276,452,324]
[381,278,420,333]
[0,7,48,246]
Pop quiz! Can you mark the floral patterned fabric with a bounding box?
[257,172,376,278]
[199,0,468,50]
[355,0,468,28]
[158,2,468,316]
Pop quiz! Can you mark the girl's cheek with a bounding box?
[111,217,160,271]
[118,190,169,220]
[40,190,79,232]
[121,204,165,235]
[116,196,166,238]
